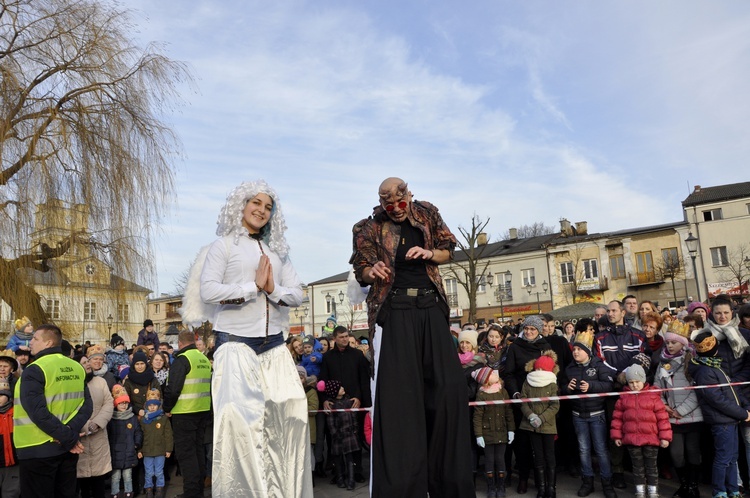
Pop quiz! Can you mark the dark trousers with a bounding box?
[530,432,556,470]
[77,475,106,498]
[371,294,474,498]
[172,412,210,498]
[511,408,533,479]
[627,445,659,486]
[484,443,507,474]
[20,452,79,498]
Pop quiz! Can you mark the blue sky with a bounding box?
[127,1,750,295]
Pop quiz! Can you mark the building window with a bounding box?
[522,269,536,287]
[661,247,680,270]
[476,275,486,293]
[610,255,626,279]
[560,262,574,284]
[702,208,723,221]
[154,304,160,314]
[710,246,729,267]
[84,302,96,321]
[444,278,458,307]
[46,299,60,319]
[636,251,655,282]
[582,259,599,279]
[118,303,129,322]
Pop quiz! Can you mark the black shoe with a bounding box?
[612,473,627,489]
[314,461,327,478]
[578,476,595,497]
[354,472,365,483]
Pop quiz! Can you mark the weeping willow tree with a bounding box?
[0,0,190,330]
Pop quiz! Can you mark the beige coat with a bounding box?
[77,376,114,477]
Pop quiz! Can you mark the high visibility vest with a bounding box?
[13,354,86,449]
[170,349,211,414]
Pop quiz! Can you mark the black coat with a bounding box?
[544,334,573,385]
[564,356,616,415]
[108,413,143,469]
[501,336,551,398]
[320,346,371,406]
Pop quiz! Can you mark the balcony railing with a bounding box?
[447,294,459,307]
[628,271,662,286]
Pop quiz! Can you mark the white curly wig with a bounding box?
[215,180,290,258]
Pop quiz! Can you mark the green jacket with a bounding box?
[138,415,173,457]
[473,388,515,444]
[519,371,559,434]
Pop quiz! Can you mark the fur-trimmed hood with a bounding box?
[524,349,559,375]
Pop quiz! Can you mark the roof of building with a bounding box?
[308,270,350,286]
[452,233,561,262]
[682,181,750,207]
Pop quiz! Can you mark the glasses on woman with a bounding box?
[384,201,407,212]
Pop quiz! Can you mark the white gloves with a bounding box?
[507,431,515,444]
[476,437,485,448]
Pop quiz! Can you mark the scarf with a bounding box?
[706,316,748,359]
[480,382,501,394]
[112,407,134,420]
[525,369,557,388]
[14,329,32,342]
[458,351,475,365]
[127,367,155,386]
[142,408,165,424]
[93,364,108,377]
[695,356,723,369]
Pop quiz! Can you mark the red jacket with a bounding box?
[610,384,672,447]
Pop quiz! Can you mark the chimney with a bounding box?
[559,218,572,236]
[509,228,518,240]
[694,185,701,192]
[575,221,588,235]
[477,232,488,245]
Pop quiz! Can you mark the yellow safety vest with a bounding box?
[13,353,86,449]
[170,349,211,414]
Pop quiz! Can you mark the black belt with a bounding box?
[389,288,435,297]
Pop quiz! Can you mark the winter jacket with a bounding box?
[137,329,160,347]
[6,332,32,353]
[300,351,323,378]
[687,356,750,425]
[305,385,318,445]
[123,377,161,415]
[162,344,210,414]
[564,356,616,415]
[77,376,114,478]
[501,336,551,398]
[518,370,559,434]
[655,352,703,426]
[139,414,173,457]
[106,348,129,379]
[473,388,515,444]
[319,346,371,406]
[326,397,359,456]
[594,324,649,375]
[543,334,574,386]
[610,385,672,447]
[108,410,142,469]
[479,342,505,372]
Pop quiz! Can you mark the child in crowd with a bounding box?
[298,366,319,475]
[611,364,672,498]
[479,324,507,371]
[318,380,359,491]
[0,376,18,498]
[138,389,172,498]
[473,367,514,498]
[108,385,143,498]
[106,335,130,378]
[300,336,323,379]
[564,328,617,498]
[519,350,560,498]
[655,320,702,498]
[7,317,32,353]
[688,331,750,498]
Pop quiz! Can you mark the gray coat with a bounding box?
[655,352,703,425]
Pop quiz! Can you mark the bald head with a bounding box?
[379,177,407,198]
[378,177,411,222]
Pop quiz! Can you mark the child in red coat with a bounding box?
[610,364,672,498]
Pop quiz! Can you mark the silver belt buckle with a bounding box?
[406,288,418,297]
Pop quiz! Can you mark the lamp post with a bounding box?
[492,270,512,322]
[325,291,345,319]
[294,306,309,334]
[107,314,113,335]
[526,280,549,313]
[685,232,701,302]
[744,256,750,298]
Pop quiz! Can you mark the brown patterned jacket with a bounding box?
[349,200,456,370]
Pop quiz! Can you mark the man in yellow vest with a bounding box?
[14,324,92,497]
[163,330,211,498]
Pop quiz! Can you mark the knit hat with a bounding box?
[145,388,162,409]
[360,339,368,345]
[325,316,337,326]
[87,344,105,359]
[572,330,594,357]
[534,354,556,372]
[14,316,31,331]
[664,320,691,347]
[317,379,342,399]
[631,352,651,372]
[625,364,646,383]
[693,330,719,357]
[143,319,154,328]
[296,365,308,379]
[0,350,18,371]
[522,315,544,336]
[111,334,125,348]
[112,384,130,406]
[471,366,494,386]
[458,329,478,350]
[131,350,148,367]
[686,302,709,315]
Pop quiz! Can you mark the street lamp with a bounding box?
[107,314,113,335]
[294,306,309,334]
[526,280,549,313]
[493,270,512,322]
[685,232,701,302]
[325,292,345,319]
[744,257,750,298]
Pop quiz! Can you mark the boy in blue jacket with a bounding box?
[300,336,323,379]
[688,330,750,498]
